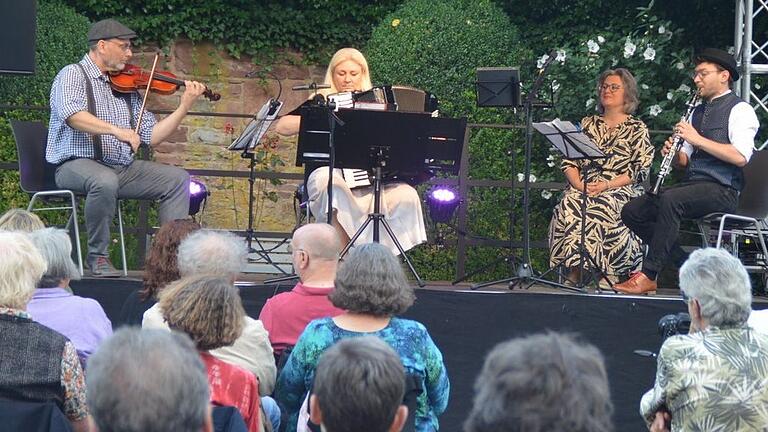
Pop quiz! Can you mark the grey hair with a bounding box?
[464,332,613,432]
[87,328,210,432]
[293,223,341,261]
[679,248,752,327]
[595,68,640,115]
[27,228,81,287]
[0,231,47,309]
[314,336,405,432]
[330,243,415,316]
[177,230,247,278]
[0,208,45,232]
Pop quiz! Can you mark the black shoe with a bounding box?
[88,256,122,278]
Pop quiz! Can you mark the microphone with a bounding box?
[292,83,331,91]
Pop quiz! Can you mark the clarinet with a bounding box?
[649,92,701,195]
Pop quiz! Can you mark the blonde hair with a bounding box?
[0,208,45,232]
[0,231,47,309]
[160,275,245,351]
[321,47,373,95]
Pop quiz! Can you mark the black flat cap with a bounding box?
[696,48,739,81]
[87,19,136,42]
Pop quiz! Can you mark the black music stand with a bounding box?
[228,98,287,274]
[476,67,521,108]
[531,119,614,292]
[297,107,466,286]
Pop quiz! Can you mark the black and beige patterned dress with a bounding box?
[548,115,653,277]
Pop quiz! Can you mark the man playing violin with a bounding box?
[616,48,759,295]
[47,19,206,277]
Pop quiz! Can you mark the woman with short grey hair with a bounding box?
[0,231,89,432]
[276,243,449,432]
[26,227,112,365]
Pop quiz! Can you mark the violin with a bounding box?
[109,64,221,101]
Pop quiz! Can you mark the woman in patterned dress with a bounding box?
[275,243,449,432]
[548,68,654,284]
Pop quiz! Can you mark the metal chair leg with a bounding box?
[117,200,128,276]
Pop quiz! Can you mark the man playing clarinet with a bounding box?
[616,48,759,295]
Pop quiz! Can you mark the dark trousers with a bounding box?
[621,181,738,279]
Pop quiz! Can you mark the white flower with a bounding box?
[551,80,561,92]
[658,25,666,34]
[675,62,685,70]
[649,104,662,116]
[587,39,600,53]
[597,35,605,43]
[677,83,691,93]
[555,49,567,63]
[529,174,537,183]
[547,161,556,168]
[541,190,553,199]
[643,46,656,61]
[537,53,550,69]
[666,91,673,100]
[756,83,762,90]
[728,46,736,55]
[547,154,556,161]
[517,173,525,182]
[586,98,595,108]
[623,40,637,58]
[641,83,649,90]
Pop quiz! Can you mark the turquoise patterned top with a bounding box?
[275,316,450,432]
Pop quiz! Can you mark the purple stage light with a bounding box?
[426,186,460,223]
[188,179,209,216]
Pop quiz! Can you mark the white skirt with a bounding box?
[306,167,427,254]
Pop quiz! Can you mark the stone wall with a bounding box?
[133,40,325,232]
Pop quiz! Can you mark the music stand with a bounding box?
[530,119,615,292]
[476,67,521,108]
[297,107,466,286]
[228,98,286,273]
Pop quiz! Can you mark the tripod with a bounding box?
[339,150,424,287]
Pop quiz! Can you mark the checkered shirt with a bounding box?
[47,54,156,166]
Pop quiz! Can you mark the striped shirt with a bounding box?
[47,54,156,166]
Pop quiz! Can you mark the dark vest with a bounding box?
[0,313,67,409]
[686,91,745,190]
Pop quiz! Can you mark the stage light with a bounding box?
[426,186,460,223]
[189,179,209,216]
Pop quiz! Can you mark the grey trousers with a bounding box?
[56,158,190,258]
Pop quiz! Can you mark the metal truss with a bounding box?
[735,0,768,148]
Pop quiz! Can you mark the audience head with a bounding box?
[310,336,407,432]
[291,223,341,281]
[464,332,613,432]
[0,208,45,232]
[27,227,81,288]
[323,47,373,94]
[680,247,752,328]
[177,229,247,281]
[0,231,47,309]
[142,219,201,301]
[595,67,639,115]
[330,243,415,317]
[160,275,245,351]
[87,328,212,432]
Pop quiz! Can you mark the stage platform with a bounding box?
[71,276,767,432]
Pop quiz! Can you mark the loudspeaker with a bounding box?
[0,0,36,75]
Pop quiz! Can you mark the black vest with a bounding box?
[0,313,67,409]
[686,91,745,190]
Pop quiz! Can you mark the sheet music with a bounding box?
[342,168,371,189]
[533,118,605,159]
[228,99,283,151]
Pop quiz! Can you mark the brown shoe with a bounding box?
[614,272,657,295]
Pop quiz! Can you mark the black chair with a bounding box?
[696,149,768,274]
[0,400,73,432]
[11,120,127,276]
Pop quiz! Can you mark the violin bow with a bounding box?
[134,53,160,136]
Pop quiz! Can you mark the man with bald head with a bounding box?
[259,223,345,357]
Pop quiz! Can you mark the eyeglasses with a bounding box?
[691,69,720,79]
[106,39,132,52]
[600,84,622,93]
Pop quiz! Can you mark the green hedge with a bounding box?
[61,0,404,62]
